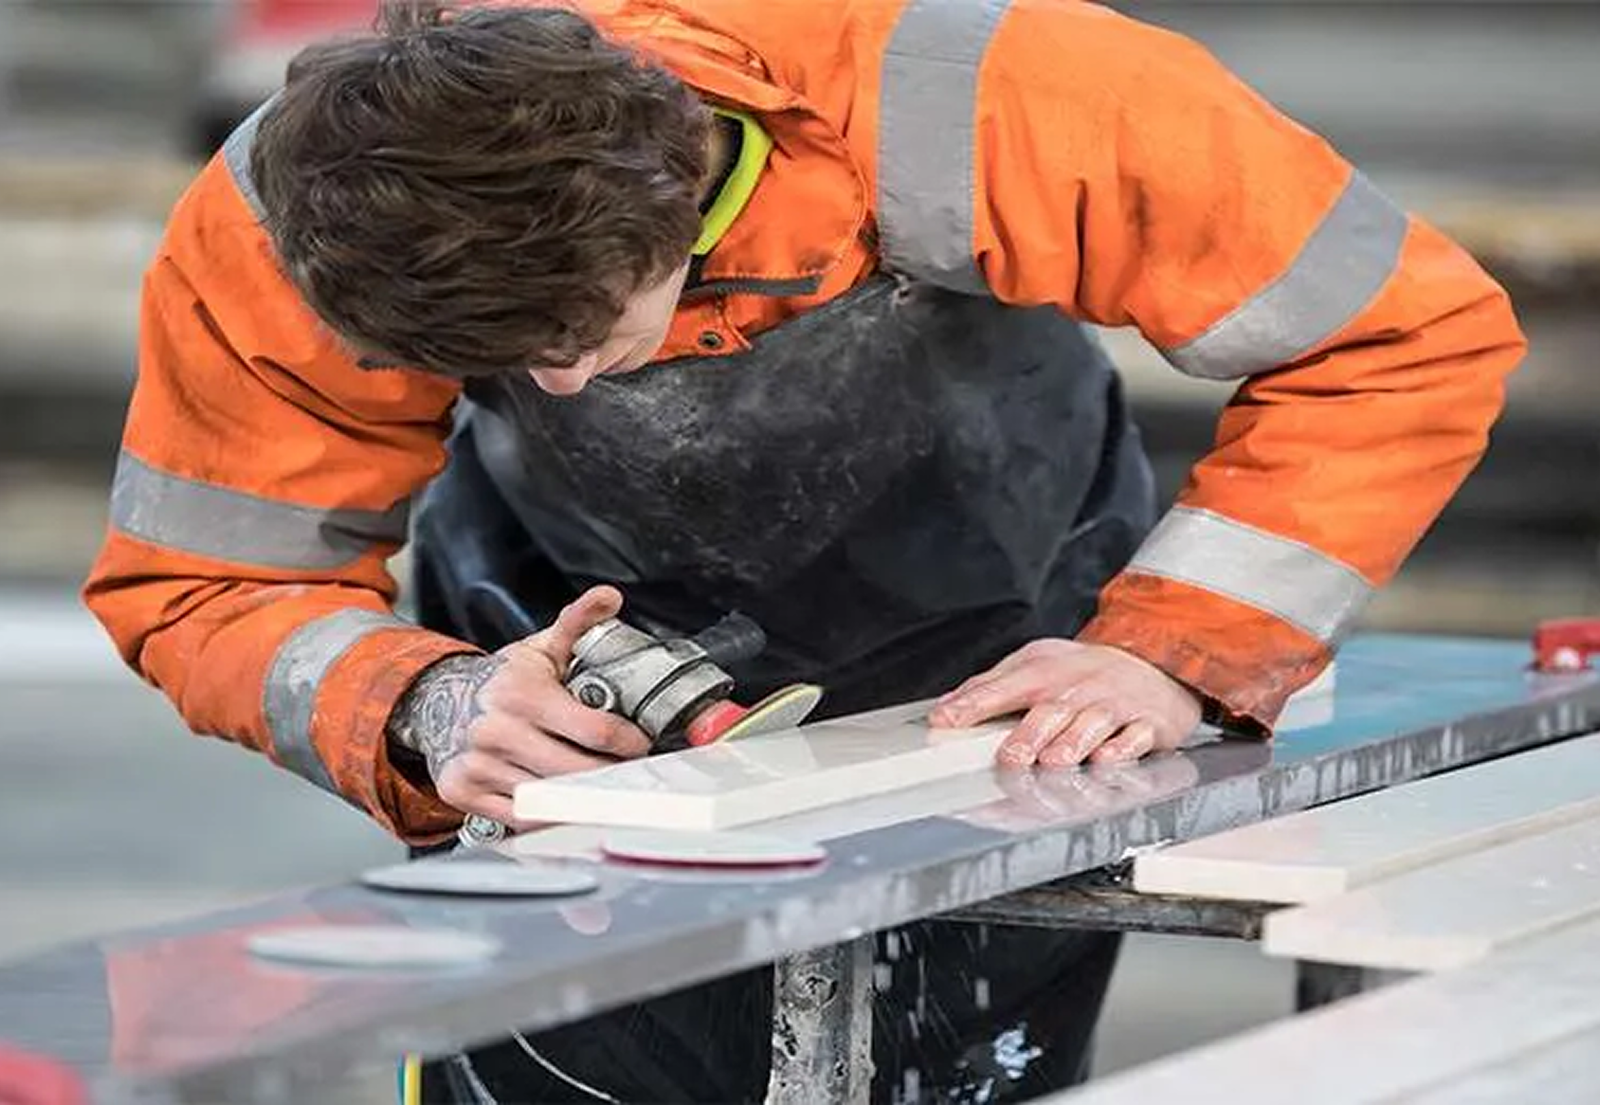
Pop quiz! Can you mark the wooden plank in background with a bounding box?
[1133,733,1600,904]
[1260,814,1600,972]
[1040,918,1600,1105]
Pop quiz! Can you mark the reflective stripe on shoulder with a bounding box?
[110,450,409,571]
[877,0,1011,294]
[1126,506,1372,644]
[1164,172,1409,380]
[222,97,277,222]
[264,608,408,796]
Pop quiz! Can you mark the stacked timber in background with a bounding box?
[1037,730,1600,1103]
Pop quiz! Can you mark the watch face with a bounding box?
[460,816,507,844]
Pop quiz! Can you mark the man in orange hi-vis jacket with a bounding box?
[84,0,1525,1099]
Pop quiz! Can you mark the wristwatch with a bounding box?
[457,814,508,848]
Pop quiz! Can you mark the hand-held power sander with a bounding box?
[564,613,824,750]
[458,613,823,847]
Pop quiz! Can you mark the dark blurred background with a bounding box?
[1,0,1597,1078]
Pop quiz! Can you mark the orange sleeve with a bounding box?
[82,158,474,842]
[969,3,1526,730]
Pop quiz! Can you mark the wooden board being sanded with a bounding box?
[511,666,1337,831]
[512,700,1012,831]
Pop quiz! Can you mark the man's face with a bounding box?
[526,261,693,395]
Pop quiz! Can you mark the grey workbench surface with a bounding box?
[1,633,1597,1104]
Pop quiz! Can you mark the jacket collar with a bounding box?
[593,2,868,298]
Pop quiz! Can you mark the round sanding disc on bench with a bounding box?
[360,859,598,897]
[247,925,500,969]
[600,828,827,868]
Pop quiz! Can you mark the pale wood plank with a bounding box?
[512,671,1338,832]
[512,703,1012,830]
[1260,813,1600,972]
[1402,1030,1600,1105]
[1134,733,1600,904]
[1040,919,1600,1105]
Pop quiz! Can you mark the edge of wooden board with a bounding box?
[513,730,1008,831]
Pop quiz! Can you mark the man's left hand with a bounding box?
[928,640,1202,767]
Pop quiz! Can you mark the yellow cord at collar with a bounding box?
[693,107,773,257]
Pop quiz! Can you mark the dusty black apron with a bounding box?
[412,276,1155,1102]
[438,276,1153,710]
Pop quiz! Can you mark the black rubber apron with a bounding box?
[457,276,1154,712]
[412,276,1156,1102]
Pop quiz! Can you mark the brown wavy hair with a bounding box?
[251,0,710,377]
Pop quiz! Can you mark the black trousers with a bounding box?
[421,923,1122,1104]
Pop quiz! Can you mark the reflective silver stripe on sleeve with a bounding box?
[1165,172,1410,380]
[221,96,277,221]
[877,0,1012,294]
[264,608,409,795]
[1126,506,1373,644]
[110,450,409,571]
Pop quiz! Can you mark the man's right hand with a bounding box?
[386,586,651,826]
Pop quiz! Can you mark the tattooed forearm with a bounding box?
[386,654,507,781]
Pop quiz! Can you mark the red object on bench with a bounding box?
[0,1046,87,1105]
[1532,618,1600,673]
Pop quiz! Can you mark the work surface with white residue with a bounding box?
[0,634,1596,1104]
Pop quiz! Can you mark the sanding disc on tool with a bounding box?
[703,683,825,745]
[247,925,501,969]
[600,828,827,869]
[359,859,598,897]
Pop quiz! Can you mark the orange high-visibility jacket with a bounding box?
[85,0,1525,843]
